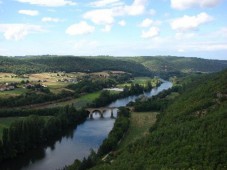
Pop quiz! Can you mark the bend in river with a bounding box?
[0,81,172,170]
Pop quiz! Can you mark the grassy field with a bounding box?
[0,71,112,97]
[118,112,158,149]
[0,73,25,83]
[117,77,159,88]
[165,92,180,100]
[31,91,102,109]
[0,88,30,98]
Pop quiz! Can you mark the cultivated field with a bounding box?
[119,111,158,149]
[117,77,159,88]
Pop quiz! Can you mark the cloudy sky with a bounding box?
[0,0,226,59]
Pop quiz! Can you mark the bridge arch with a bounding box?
[85,107,118,119]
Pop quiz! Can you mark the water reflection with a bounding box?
[0,81,172,170]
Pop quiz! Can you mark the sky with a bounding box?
[0,0,226,60]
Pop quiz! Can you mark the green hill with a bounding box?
[0,56,151,76]
[90,70,227,169]
[129,56,227,73]
[0,56,227,77]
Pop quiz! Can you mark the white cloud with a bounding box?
[177,49,185,52]
[66,21,95,36]
[124,0,147,16]
[118,20,126,26]
[171,12,213,32]
[42,17,60,22]
[141,27,159,39]
[175,32,195,39]
[101,25,112,32]
[83,9,114,25]
[0,24,43,40]
[139,18,153,27]
[17,0,76,7]
[171,0,221,10]
[89,0,122,7]
[18,10,39,16]
[83,0,147,29]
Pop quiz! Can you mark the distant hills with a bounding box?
[0,55,227,76]
[128,56,227,73]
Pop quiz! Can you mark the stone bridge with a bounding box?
[85,106,134,119]
[85,107,118,119]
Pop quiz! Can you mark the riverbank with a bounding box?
[0,81,172,170]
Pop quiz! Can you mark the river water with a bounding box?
[0,81,172,170]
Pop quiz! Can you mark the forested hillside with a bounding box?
[89,70,227,169]
[129,56,227,73]
[0,56,151,76]
[1,56,227,76]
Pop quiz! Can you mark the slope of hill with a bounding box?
[90,70,227,169]
[0,56,227,76]
[25,56,151,76]
[0,56,151,76]
[130,56,227,73]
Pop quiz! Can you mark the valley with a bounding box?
[0,56,226,170]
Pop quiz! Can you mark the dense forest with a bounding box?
[1,56,227,76]
[66,107,131,170]
[0,56,151,76]
[1,55,227,169]
[128,56,227,73]
[73,69,227,170]
[0,106,87,162]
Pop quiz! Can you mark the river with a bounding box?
[0,81,172,170]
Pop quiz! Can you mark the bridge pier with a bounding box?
[89,113,93,119]
[100,112,104,118]
[86,107,119,119]
[110,109,114,118]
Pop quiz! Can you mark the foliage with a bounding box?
[129,56,227,73]
[90,81,154,108]
[0,107,60,118]
[0,56,152,76]
[67,79,116,94]
[134,86,181,112]
[66,107,130,170]
[89,69,227,170]
[1,56,227,78]
[0,106,87,162]
[0,89,74,107]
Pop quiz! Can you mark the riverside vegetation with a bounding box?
[0,70,159,163]
[0,55,226,169]
[66,69,227,170]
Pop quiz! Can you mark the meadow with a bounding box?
[118,111,158,149]
[117,77,159,88]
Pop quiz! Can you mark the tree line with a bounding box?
[65,107,130,170]
[0,105,87,162]
[0,56,152,76]
[83,70,227,170]
[90,81,157,108]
